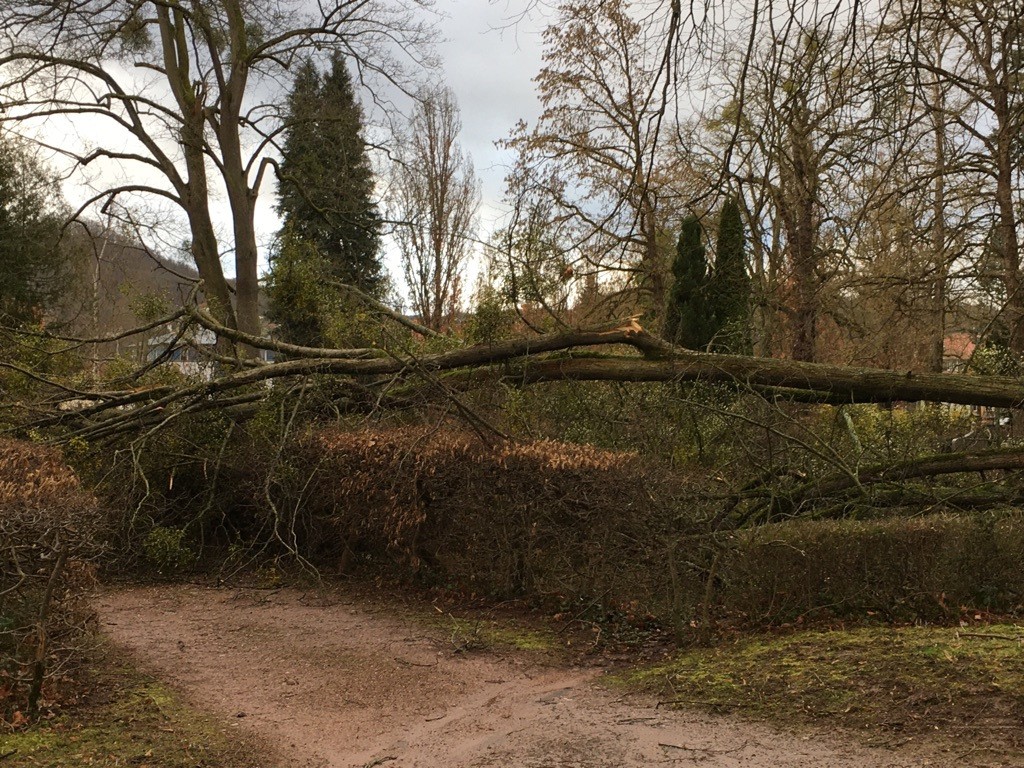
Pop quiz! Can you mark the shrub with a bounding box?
[282,426,1024,631]
[142,526,196,575]
[0,438,105,721]
[290,426,683,600]
[655,512,1024,628]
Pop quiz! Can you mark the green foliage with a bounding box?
[266,234,397,350]
[828,403,975,461]
[80,384,363,573]
[266,236,332,348]
[969,332,1021,377]
[492,379,736,466]
[466,285,515,344]
[708,198,752,353]
[0,132,69,326]
[142,526,196,574]
[0,330,83,417]
[126,290,172,325]
[272,54,384,343]
[664,215,715,349]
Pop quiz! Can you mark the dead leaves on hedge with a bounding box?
[0,438,105,723]
[293,427,673,592]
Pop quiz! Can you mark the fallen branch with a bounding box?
[188,305,385,360]
[15,315,1024,442]
[330,281,442,339]
[957,631,1024,641]
[792,449,1024,504]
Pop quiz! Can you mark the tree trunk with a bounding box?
[189,313,1024,410]
[781,91,821,362]
[791,449,1024,503]
[929,69,948,374]
[995,98,1024,354]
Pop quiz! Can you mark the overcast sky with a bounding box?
[373,0,549,290]
[434,1,546,223]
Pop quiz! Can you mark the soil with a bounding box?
[94,585,937,768]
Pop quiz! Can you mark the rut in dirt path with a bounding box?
[96,586,930,768]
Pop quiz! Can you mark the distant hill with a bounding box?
[56,225,206,362]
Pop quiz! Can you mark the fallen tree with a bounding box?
[12,310,1024,443]
[22,305,1024,627]
[706,448,1024,528]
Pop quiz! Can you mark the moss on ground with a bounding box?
[613,623,1024,759]
[438,614,561,654]
[0,643,262,767]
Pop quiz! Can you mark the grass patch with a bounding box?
[613,624,1024,758]
[438,615,561,654]
[0,642,261,767]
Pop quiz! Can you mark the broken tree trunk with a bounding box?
[22,316,1024,443]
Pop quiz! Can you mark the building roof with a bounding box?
[943,332,976,361]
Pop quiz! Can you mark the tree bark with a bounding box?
[792,449,1024,503]
[494,355,1024,408]
[184,313,1024,410]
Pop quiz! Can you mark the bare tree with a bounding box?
[500,0,683,321]
[710,14,893,363]
[392,86,479,332]
[0,0,435,338]
[896,0,1024,354]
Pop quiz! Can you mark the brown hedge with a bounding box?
[292,426,678,599]
[0,437,86,507]
[289,428,1024,628]
[0,438,104,720]
[0,438,102,563]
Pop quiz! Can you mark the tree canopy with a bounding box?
[0,134,67,327]
[274,55,384,298]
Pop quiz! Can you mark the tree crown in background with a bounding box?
[0,134,68,327]
[275,55,384,298]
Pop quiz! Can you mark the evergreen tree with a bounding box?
[664,215,715,349]
[709,198,752,353]
[269,54,384,344]
[264,235,333,348]
[0,134,66,326]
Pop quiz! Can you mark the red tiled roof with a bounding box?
[943,332,975,360]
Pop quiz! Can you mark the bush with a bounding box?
[0,438,105,721]
[290,426,682,600]
[655,513,1024,628]
[142,526,196,575]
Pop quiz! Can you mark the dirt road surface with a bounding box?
[95,586,935,768]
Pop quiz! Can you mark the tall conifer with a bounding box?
[278,55,382,292]
[664,215,715,350]
[709,198,752,353]
[269,55,384,345]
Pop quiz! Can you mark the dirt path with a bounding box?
[95,586,932,768]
